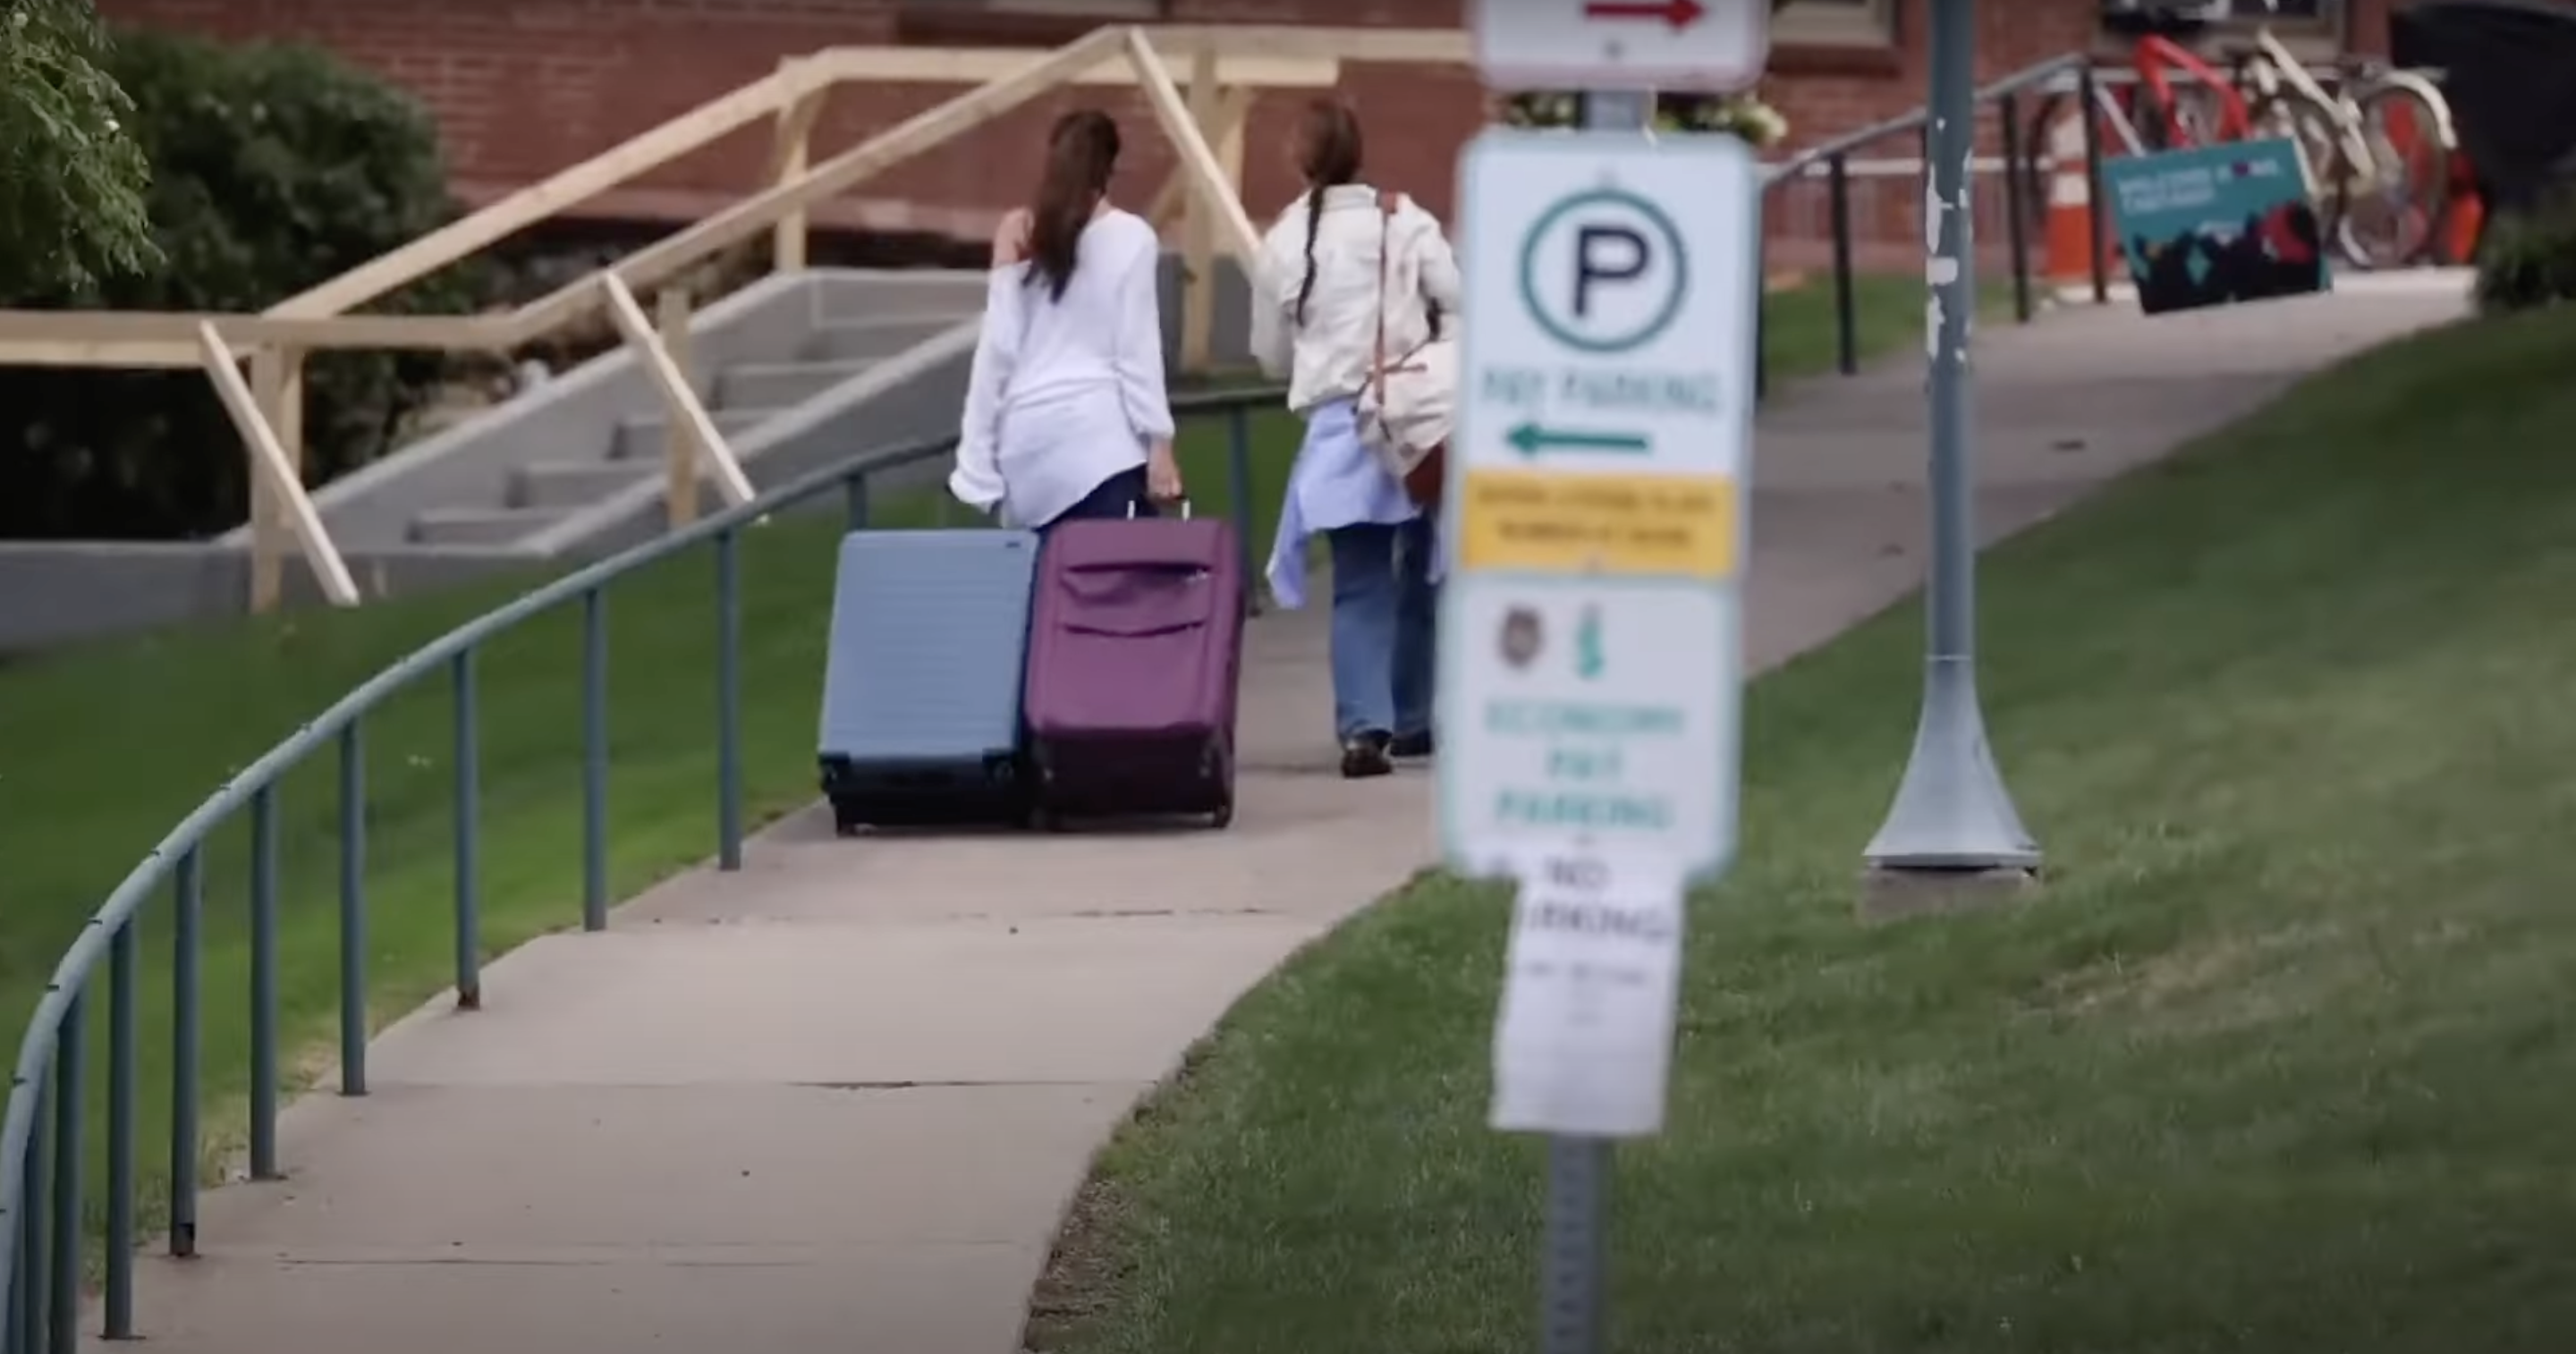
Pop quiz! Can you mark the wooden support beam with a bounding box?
[266,62,828,321]
[1180,46,1224,372]
[514,26,1134,340]
[0,311,507,367]
[247,349,285,613]
[1148,85,1250,233]
[199,326,358,609]
[767,57,830,273]
[657,286,701,527]
[598,275,755,510]
[1125,30,1263,264]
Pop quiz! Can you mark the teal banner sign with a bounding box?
[2099,139,2330,315]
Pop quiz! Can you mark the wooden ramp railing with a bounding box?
[0,24,1469,612]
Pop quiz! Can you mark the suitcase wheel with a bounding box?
[1208,796,1233,831]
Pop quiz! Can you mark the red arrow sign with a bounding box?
[1580,0,1706,30]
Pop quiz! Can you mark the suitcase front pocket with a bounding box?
[1034,565,1219,737]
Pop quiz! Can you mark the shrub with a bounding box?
[2473,188,2576,317]
[0,27,486,540]
[1499,90,1792,148]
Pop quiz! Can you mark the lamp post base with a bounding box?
[1861,659,2041,876]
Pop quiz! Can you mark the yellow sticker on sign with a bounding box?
[1456,469,1738,580]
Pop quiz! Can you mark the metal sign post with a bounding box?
[1860,0,2043,883]
[1453,7,1769,1353]
[1544,89,1649,1354]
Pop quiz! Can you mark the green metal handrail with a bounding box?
[0,384,1284,1350]
[1763,51,2110,377]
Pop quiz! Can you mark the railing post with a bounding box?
[169,848,200,1258]
[1753,233,1769,402]
[843,474,870,534]
[4,1119,24,1353]
[47,992,81,1354]
[581,588,610,933]
[105,919,138,1340]
[452,649,483,1011]
[1826,153,1860,377]
[2000,91,2035,323]
[338,721,369,1096]
[715,529,744,872]
[1223,406,1260,615]
[767,60,825,273]
[2078,62,2111,305]
[16,1076,45,1354]
[249,785,280,1181]
[659,286,699,529]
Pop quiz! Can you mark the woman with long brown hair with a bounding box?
[1249,100,1462,779]
[950,109,1182,529]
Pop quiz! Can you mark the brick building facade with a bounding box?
[97,0,2402,268]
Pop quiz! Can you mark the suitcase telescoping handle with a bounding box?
[1127,498,1192,520]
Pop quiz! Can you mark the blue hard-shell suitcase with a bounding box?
[818,529,1039,834]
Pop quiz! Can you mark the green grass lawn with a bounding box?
[0,274,1916,1258]
[1027,302,2576,1354]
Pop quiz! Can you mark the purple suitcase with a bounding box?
[1023,512,1246,830]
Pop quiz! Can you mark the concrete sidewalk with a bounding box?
[89,286,2467,1353]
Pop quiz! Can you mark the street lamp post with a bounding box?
[1860,0,2042,891]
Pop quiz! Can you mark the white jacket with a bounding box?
[1250,184,1462,415]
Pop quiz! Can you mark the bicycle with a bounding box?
[2224,25,2457,270]
[2126,30,2251,152]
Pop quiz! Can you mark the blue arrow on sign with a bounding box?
[1507,422,1651,456]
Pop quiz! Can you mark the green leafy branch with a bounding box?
[0,0,160,298]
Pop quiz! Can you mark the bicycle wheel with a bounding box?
[2141,80,2233,150]
[2174,81,2236,148]
[2337,83,2452,270]
[2252,92,2351,252]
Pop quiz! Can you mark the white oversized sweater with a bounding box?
[950,208,1175,528]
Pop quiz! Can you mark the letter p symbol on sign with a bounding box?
[1573,224,1649,318]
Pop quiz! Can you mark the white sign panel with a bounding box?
[1436,131,1758,882]
[1456,131,1759,481]
[1489,848,1689,1138]
[1442,580,1740,877]
[1471,0,1771,95]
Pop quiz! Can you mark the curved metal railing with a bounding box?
[0,50,2123,1343]
[0,385,1284,1350]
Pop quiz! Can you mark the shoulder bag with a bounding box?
[1354,190,1457,507]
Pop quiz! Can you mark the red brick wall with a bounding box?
[94,0,2358,269]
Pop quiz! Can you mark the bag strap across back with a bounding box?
[1368,190,1432,400]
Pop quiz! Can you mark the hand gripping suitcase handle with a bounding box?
[1127,498,1192,520]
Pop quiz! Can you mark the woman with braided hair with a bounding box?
[1250,99,1462,780]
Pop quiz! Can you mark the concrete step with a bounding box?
[509,457,659,510]
[407,504,570,546]
[715,358,879,410]
[812,270,988,323]
[799,316,967,364]
[608,407,781,461]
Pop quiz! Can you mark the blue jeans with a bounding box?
[1327,518,1436,741]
